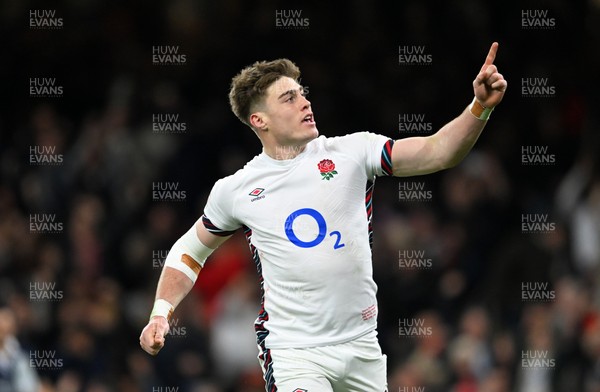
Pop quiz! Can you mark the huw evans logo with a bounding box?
[521,350,555,368]
[269,280,311,301]
[521,282,555,302]
[398,182,432,202]
[275,10,309,29]
[166,318,187,337]
[398,46,432,65]
[398,250,433,269]
[399,113,432,133]
[521,77,556,98]
[29,214,63,234]
[521,214,555,234]
[29,282,63,302]
[29,145,63,165]
[521,10,556,29]
[275,145,305,160]
[152,250,169,269]
[152,182,186,202]
[521,145,555,165]
[152,46,187,65]
[29,78,63,97]
[29,350,63,369]
[152,113,187,134]
[29,10,63,29]
[398,318,433,337]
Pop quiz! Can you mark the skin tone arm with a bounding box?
[392,42,508,177]
[139,220,231,355]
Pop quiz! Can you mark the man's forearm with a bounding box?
[148,220,229,321]
[140,265,194,355]
[140,221,226,355]
[392,43,506,177]
[154,267,194,313]
[391,101,494,177]
[432,41,506,170]
[433,105,488,169]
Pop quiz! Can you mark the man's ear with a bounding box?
[249,112,268,131]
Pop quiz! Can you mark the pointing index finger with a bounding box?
[480,42,499,73]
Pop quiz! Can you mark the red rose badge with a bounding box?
[317,159,338,180]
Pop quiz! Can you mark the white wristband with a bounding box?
[150,299,174,321]
[469,97,494,121]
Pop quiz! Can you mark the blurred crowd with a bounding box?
[1,1,600,391]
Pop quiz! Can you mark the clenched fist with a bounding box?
[139,316,170,355]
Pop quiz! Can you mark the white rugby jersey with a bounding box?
[202,132,394,351]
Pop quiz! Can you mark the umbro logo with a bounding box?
[249,188,266,202]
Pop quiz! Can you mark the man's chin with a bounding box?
[289,126,319,145]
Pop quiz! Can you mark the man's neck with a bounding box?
[263,143,307,160]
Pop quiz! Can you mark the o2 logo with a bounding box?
[284,208,345,249]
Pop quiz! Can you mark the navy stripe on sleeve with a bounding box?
[380,139,394,176]
[202,214,237,237]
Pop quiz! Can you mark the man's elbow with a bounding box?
[439,155,464,171]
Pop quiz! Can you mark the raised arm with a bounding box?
[139,219,231,355]
[392,42,507,177]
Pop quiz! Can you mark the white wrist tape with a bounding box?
[163,222,215,283]
[150,298,174,321]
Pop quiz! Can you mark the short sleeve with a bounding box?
[337,132,394,179]
[202,178,242,236]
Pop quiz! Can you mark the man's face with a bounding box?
[254,76,318,147]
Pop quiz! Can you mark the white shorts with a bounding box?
[258,330,388,392]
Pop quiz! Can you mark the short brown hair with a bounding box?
[228,59,301,128]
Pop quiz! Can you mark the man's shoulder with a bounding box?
[319,131,384,144]
[211,154,262,192]
[316,132,388,151]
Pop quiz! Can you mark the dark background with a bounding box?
[1,0,599,391]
